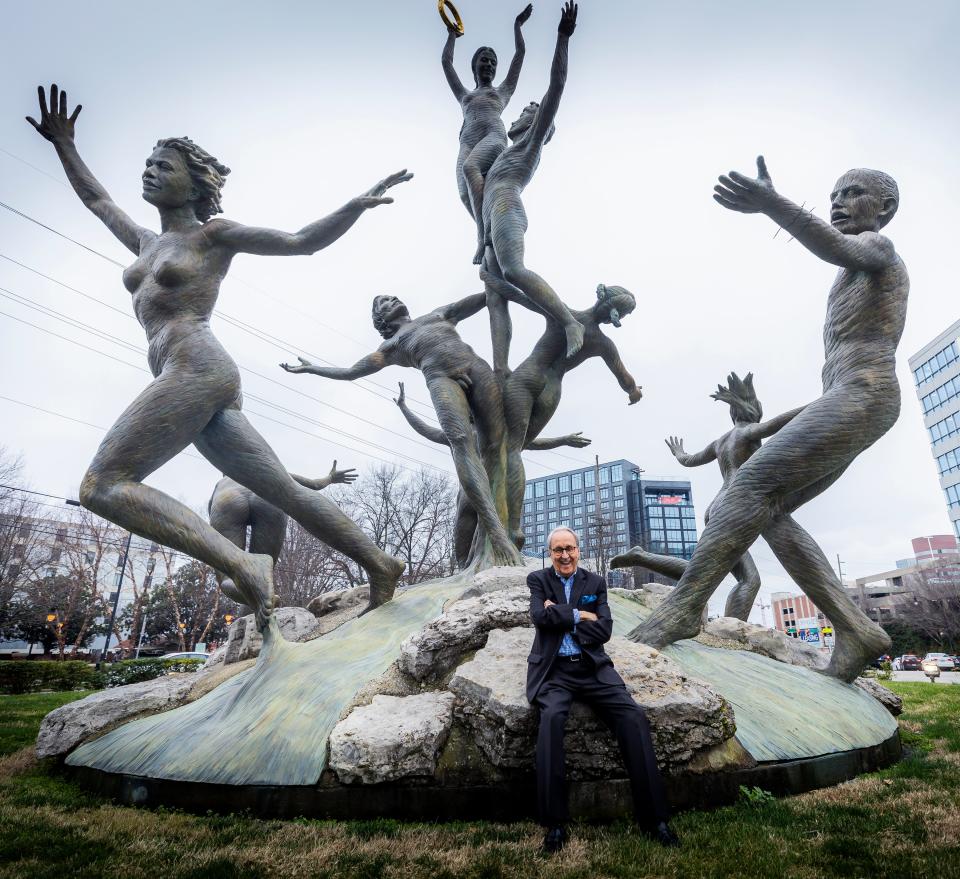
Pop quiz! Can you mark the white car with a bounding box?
[922,652,956,671]
[161,651,210,661]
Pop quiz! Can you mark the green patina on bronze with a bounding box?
[67,584,897,787]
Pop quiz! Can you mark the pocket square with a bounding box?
[579,594,597,605]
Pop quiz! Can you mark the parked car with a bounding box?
[922,652,956,671]
[160,651,210,661]
[900,654,922,671]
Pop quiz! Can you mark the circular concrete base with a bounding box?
[67,730,900,820]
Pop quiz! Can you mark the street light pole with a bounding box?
[97,530,132,671]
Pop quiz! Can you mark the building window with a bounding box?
[929,412,960,445]
[611,463,623,482]
[613,484,624,497]
[547,478,557,495]
[572,493,582,505]
[921,374,960,415]
[584,469,595,487]
[571,472,582,490]
[600,487,610,500]
[586,490,595,504]
[559,475,570,492]
[681,505,695,519]
[524,484,533,500]
[615,510,625,520]
[914,340,959,386]
[664,507,680,519]
[535,481,545,498]
[614,498,624,509]
[548,497,557,509]
[648,506,663,519]
[947,484,960,508]
[536,513,544,522]
[599,466,610,484]
[524,503,531,513]
[560,494,570,507]
[536,500,545,512]
[937,449,960,476]
[617,522,626,532]
[574,516,583,527]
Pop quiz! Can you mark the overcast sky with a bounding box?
[2,0,958,621]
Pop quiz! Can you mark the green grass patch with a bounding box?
[1,682,958,879]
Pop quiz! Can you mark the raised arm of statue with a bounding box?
[437,292,488,325]
[498,4,533,103]
[208,170,413,257]
[599,337,643,404]
[714,157,897,272]
[280,350,388,380]
[528,432,591,450]
[747,405,807,442]
[442,27,468,101]
[292,460,358,491]
[529,3,577,148]
[27,85,152,255]
[394,382,449,446]
[665,436,717,468]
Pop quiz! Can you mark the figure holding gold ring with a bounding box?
[438,0,464,36]
[442,3,533,264]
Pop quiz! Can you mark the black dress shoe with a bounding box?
[648,821,679,847]
[541,826,567,854]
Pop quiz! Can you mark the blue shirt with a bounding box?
[554,569,582,656]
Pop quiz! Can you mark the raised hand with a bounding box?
[393,381,406,407]
[558,1,577,36]
[628,386,643,405]
[714,156,776,214]
[26,84,81,144]
[563,432,591,448]
[516,3,533,26]
[358,169,414,209]
[665,436,686,459]
[328,460,358,485]
[280,356,314,374]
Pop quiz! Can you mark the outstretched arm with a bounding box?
[292,460,358,491]
[208,170,413,256]
[527,431,591,450]
[600,337,643,404]
[714,157,898,272]
[26,85,152,255]
[280,351,388,380]
[437,292,488,324]
[666,436,717,468]
[498,4,532,103]
[441,27,468,102]
[394,382,449,446]
[745,405,807,441]
[529,3,577,147]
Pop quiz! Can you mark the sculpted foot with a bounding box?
[473,238,486,265]
[821,622,892,683]
[234,552,275,632]
[490,537,524,567]
[364,553,405,613]
[627,604,701,649]
[611,546,650,569]
[564,321,585,359]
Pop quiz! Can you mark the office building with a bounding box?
[909,319,960,541]
[519,459,698,580]
[770,591,834,647]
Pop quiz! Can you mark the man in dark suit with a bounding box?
[527,526,677,853]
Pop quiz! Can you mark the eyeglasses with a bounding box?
[550,545,579,556]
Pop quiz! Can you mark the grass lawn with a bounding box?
[0,682,957,879]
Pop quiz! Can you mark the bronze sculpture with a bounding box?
[630,159,907,681]
[26,84,409,629]
[611,373,802,620]
[442,3,533,264]
[281,293,523,567]
[481,2,585,364]
[209,461,358,610]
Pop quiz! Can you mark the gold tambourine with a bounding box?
[438,0,464,35]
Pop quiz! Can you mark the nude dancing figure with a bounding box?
[503,283,641,540]
[393,381,590,565]
[481,2,585,365]
[611,373,804,621]
[209,461,357,611]
[281,293,523,567]
[443,4,533,264]
[630,157,907,681]
[27,84,408,630]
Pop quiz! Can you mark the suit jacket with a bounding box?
[526,566,624,702]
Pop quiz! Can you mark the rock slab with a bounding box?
[329,692,455,784]
[205,607,320,668]
[855,677,903,716]
[36,674,196,759]
[700,616,829,671]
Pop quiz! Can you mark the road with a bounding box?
[890,670,960,684]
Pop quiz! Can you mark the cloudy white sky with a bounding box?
[2,0,958,621]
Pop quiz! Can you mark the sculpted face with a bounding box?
[596,284,636,328]
[508,102,538,140]
[474,50,498,86]
[372,294,409,325]
[830,171,894,234]
[549,529,580,577]
[142,147,195,211]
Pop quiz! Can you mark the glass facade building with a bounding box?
[519,459,697,578]
[909,319,960,542]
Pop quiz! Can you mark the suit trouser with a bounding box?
[532,656,670,827]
